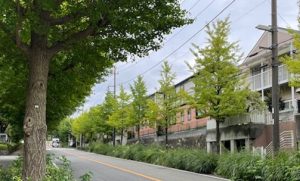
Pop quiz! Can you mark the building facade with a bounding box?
[130,28,300,154]
[207,28,300,154]
[129,76,208,147]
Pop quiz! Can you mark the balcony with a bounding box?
[206,108,297,130]
[207,111,273,130]
[249,64,289,91]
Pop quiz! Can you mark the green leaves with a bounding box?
[108,85,131,130]
[146,61,182,138]
[130,75,148,129]
[0,0,190,138]
[191,18,260,121]
[282,27,300,87]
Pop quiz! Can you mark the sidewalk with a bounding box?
[0,149,21,168]
[0,155,18,168]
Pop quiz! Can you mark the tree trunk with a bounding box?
[121,128,124,145]
[137,124,140,142]
[112,128,116,146]
[23,52,50,181]
[165,118,168,148]
[216,119,221,154]
[165,127,168,147]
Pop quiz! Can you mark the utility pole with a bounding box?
[256,0,279,153]
[113,66,116,146]
[271,0,279,153]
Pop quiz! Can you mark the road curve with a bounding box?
[48,148,229,181]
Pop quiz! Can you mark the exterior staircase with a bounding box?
[264,130,294,156]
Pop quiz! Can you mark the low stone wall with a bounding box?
[128,134,206,149]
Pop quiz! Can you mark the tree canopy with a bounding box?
[283,17,300,87]
[190,18,262,153]
[0,0,190,179]
[130,75,148,140]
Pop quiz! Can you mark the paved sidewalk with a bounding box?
[0,155,19,168]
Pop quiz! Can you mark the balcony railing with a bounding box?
[139,119,206,137]
[249,64,289,91]
[207,111,273,130]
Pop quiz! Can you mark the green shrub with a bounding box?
[0,154,92,181]
[216,152,263,181]
[85,143,300,180]
[0,143,7,151]
[88,142,114,155]
[142,145,166,164]
[187,150,218,174]
[86,143,217,174]
[262,152,300,181]
[7,143,22,153]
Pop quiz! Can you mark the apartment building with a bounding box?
[130,27,300,154]
[130,76,208,147]
[206,27,300,154]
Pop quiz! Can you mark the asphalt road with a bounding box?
[48,148,229,181]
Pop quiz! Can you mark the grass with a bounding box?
[0,143,8,151]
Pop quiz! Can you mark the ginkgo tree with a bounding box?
[283,17,300,87]
[190,18,263,154]
[108,85,131,145]
[146,61,180,146]
[0,1,190,179]
[130,76,148,141]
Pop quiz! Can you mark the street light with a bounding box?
[255,25,272,32]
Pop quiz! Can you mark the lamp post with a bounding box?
[255,0,279,153]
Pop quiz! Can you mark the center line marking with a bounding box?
[61,150,161,181]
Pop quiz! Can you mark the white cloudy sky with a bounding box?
[76,0,299,114]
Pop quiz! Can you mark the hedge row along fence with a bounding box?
[84,143,300,181]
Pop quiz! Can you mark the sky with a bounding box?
[74,0,299,115]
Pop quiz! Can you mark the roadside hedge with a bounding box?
[86,143,300,181]
[87,143,218,174]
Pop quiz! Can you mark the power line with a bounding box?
[165,0,216,44]
[187,0,202,12]
[233,0,268,22]
[278,13,291,27]
[119,0,236,85]
[173,0,270,66]
[118,0,216,73]
[266,0,291,27]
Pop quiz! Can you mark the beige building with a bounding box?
[206,28,300,154]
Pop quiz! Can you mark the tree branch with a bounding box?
[15,0,29,55]
[43,13,84,26]
[48,62,76,78]
[0,21,29,56]
[49,14,77,25]
[48,16,109,56]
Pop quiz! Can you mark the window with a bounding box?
[181,112,184,122]
[170,115,176,125]
[196,109,202,118]
[187,109,191,121]
[251,64,261,76]
[283,100,292,110]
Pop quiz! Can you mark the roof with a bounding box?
[147,74,194,97]
[242,27,295,65]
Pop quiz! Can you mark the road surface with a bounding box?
[49,148,228,181]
